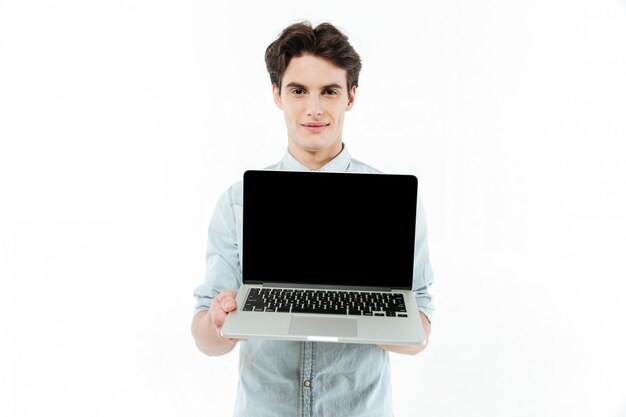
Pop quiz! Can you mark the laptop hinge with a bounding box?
[261,282,392,292]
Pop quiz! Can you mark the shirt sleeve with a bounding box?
[412,195,435,323]
[192,186,243,315]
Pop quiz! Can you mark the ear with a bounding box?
[346,86,357,111]
[272,84,283,110]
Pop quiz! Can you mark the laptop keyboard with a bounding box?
[242,288,408,317]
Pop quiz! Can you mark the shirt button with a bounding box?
[303,380,311,387]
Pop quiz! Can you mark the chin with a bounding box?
[304,143,332,152]
[297,138,328,150]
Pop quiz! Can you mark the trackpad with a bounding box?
[289,316,357,337]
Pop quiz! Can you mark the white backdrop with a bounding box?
[2,1,626,416]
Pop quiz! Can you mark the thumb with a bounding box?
[223,299,237,312]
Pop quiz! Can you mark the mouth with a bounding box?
[301,122,330,133]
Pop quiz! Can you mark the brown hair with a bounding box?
[265,20,362,92]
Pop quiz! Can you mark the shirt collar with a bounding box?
[280,144,352,173]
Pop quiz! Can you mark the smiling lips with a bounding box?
[302,122,330,133]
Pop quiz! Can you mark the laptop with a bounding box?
[221,169,427,345]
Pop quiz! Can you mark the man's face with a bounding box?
[273,54,356,164]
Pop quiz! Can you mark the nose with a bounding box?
[306,95,323,117]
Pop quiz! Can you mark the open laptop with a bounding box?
[221,169,426,345]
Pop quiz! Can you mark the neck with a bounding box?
[288,142,344,171]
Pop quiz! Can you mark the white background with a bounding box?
[2,1,626,416]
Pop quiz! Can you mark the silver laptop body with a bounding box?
[221,170,426,345]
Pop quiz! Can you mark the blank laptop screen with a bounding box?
[242,170,418,290]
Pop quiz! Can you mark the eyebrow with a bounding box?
[285,82,344,90]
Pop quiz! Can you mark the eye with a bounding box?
[291,88,306,95]
[323,89,338,95]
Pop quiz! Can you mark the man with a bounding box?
[191,20,434,417]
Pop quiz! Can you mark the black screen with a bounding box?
[242,170,418,290]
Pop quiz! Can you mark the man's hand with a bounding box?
[209,289,240,340]
[378,312,431,355]
[191,289,242,356]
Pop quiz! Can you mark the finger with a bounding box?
[209,299,228,327]
[211,308,227,328]
[209,297,223,315]
[215,289,238,302]
[211,291,234,312]
[211,290,239,328]
[222,298,237,312]
[215,291,238,312]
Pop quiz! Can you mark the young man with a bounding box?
[191,21,434,417]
